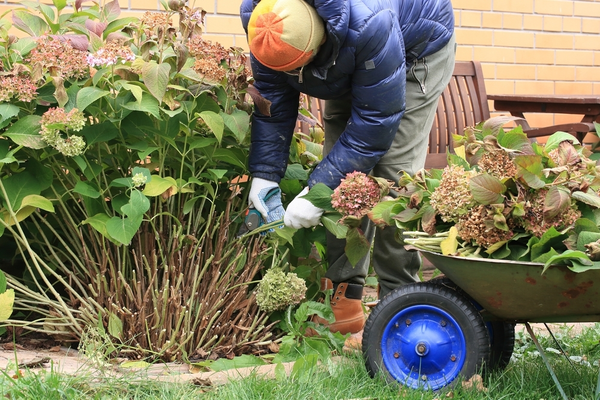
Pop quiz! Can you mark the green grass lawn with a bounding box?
[1,324,599,399]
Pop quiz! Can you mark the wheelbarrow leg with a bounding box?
[524,322,568,400]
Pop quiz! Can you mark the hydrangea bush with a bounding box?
[0,0,283,361]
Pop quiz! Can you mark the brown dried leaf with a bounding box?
[268,342,280,353]
[462,374,487,392]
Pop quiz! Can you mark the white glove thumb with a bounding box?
[284,187,324,229]
[248,177,279,220]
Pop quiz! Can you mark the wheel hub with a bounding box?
[381,305,466,390]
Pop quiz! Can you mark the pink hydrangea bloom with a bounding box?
[331,171,382,218]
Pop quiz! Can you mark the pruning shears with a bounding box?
[237,188,279,236]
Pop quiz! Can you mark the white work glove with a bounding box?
[248,177,285,223]
[284,187,324,229]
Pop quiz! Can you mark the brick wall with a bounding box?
[453,0,600,128]
[204,0,600,129]
[7,0,599,129]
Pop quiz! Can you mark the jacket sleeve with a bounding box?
[248,57,300,183]
[240,0,300,183]
[308,10,406,189]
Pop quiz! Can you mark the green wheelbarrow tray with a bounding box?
[416,248,600,323]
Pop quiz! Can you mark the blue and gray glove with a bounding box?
[248,177,285,224]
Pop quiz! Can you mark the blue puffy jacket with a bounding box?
[240,0,454,189]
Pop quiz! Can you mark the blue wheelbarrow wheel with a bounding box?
[362,282,490,391]
[429,276,515,370]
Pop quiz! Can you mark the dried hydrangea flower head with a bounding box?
[430,165,478,223]
[188,37,250,85]
[0,74,37,103]
[477,148,517,180]
[40,108,86,157]
[28,36,89,80]
[87,41,135,68]
[255,268,307,313]
[331,171,388,219]
[521,188,581,238]
[455,204,514,248]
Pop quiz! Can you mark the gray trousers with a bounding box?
[322,34,456,298]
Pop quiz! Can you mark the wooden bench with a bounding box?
[426,61,490,168]
[296,61,492,169]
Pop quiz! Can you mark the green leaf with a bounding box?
[572,190,600,209]
[199,111,224,143]
[514,154,546,189]
[19,194,54,213]
[543,186,571,220]
[284,164,309,180]
[0,270,6,293]
[531,227,568,261]
[321,213,348,239]
[568,259,600,273]
[104,17,139,37]
[81,121,119,146]
[291,354,318,380]
[545,131,580,152]
[2,171,43,210]
[76,87,110,112]
[209,355,267,372]
[142,176,177,197]
[469,173,505,205]
[497,129,534,154]
[302,183,335,212]
[576,231,600,251]
[345,226,370,267]
[543,250,592,274]
[0,104,20,130]
[574,218,600,234]
[52,0,67,11]
[122,93,161,119]
[121,190,150,218]
[221,109,249,143]
[12,10,48,37]
[38,4,59,33]
[108,312,123,339]
[3,115,45,149]
[120,360,152,369]
[106,213,143,245]
[142,61,171,102]
[82,213,114,242]
[273,225,296,245]
[74,181,101,198]
[212,148,246,169]
[274,362,287,381]
[368,199,397,226]
[119,82,144,103]
[0,289,14,321]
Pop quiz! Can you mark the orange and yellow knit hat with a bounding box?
[247,0,325,71]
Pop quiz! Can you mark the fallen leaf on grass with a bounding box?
[17,357,50,368]
[191,377,212,387]
[48,346,61,352]
[462,374,487,392]
[2,343,25,350]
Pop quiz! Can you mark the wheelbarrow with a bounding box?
[362,249,600,398]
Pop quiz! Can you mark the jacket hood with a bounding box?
[306,0,349,76]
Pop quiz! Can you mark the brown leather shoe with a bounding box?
[313,278,365,335]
